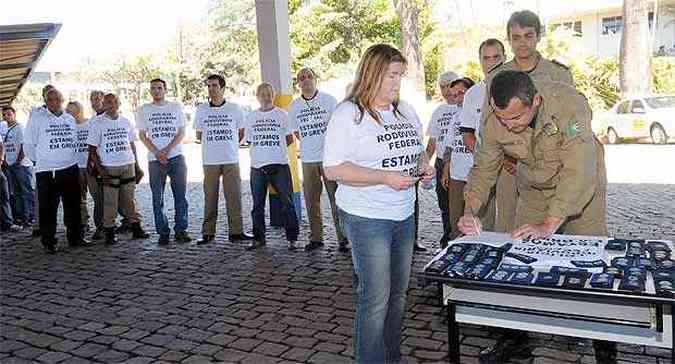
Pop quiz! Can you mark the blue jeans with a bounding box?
[250,164,299,242]
[339,209,415,364]
[5,165,36,222]
[0,168,12,227]
[148,155,188,236]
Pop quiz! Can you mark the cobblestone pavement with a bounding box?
[1,180,674,364]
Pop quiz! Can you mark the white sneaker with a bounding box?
[2,224,22,232]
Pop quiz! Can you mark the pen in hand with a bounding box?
[472,215,482,235]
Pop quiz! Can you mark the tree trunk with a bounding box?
[393,0,426,95]
[619,0,652,97]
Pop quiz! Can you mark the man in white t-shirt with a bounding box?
[2,106,35,227]
[137,78,190,245]
[24,88,91,252]
[85,90,108,240]
[244,83,299,251]
[439,77,476,241]
[194,74,252,244]
[0,139,20,232]
[88,93,149,244]
[425,71,459,248]
[459,38,515,233]
[289,68,345,252]
[0,120,7,140]
[25,84,55,238]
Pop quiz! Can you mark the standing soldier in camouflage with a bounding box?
[480,10,575,237]
[460,70,614,364]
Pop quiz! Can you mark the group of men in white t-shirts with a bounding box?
[2,85,152,253]
[0,71,363,254]
[5,59,518,254]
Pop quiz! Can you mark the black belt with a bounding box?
[99,176,136,188]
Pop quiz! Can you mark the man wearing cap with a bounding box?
[425,71,459,247]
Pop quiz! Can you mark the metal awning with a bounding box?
[0,23,61,107]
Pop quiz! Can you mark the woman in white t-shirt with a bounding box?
[66,101,94,231]
[244,83,299,251]
[323,44,434,363]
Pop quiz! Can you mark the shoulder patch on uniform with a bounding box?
[551,59,570,70]
[543,123,559,136]
[566,119,584,138]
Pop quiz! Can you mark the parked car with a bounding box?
[600,95,675,144]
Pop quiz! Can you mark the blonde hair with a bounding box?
[256,82,275,97]
[346,44,407,124]
[66,100,85,122]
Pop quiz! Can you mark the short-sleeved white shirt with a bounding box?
[136,101,185,161]
[23,110,78,172]
[87,114,137,167]
[288,91,338,163]
[74,122,91,168]
[449,106,473,181]
[244,107,291,168]
[426,103,458,159]
[3,123,32,167]
[194,101,244,165]
[323,101,424,221]
[460,82,486,148]
[0,121,8,141]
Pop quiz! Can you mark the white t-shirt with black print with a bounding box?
[0,121,8,141]
[449,106,474,181]
[244,107,291,168]
[24,110,78,173]
[426,103,458,159]
[194,101,244,165]
[87,114,137,167]
[136,101,186,161]
[323,101,424,221]
[3,123,32,167]
[74,122,91,168]
[289,91,338,163]
[460,82,486,149]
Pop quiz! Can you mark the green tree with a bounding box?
[289,0,400,81]
[99,55,163,111]
[394,0,427,94]
[183,0,261,99]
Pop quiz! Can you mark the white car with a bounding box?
[601,95,675,144]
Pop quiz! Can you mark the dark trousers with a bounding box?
[0,168,12,228]
[434,158,450,243]
[250,164,299,242]
[36,164,82,247]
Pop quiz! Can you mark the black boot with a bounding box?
[131,222,149,239]
[105,228,118,245]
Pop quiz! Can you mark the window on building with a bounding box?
[574,21,582,35]
[551,20,582,35]
[602,16,623,35]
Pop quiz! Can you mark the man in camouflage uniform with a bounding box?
[460,70,614,364]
